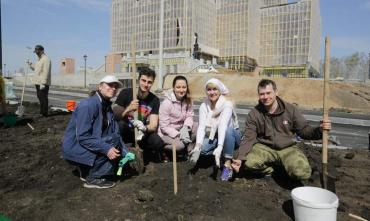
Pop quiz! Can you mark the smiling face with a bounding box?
[206,83,221,104]
[173,79,188,101]
[258,83,278,109]
[99,82,119,99]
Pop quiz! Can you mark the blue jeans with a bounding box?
[200,127,241,159]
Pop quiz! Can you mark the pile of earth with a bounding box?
[163,74,370,114]
[0,102,369,221]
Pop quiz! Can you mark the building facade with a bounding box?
[111,0,321,77]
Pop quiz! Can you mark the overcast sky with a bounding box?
[2,0,370,74]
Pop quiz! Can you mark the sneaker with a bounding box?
[162,152,169,163]
[77,167,89,182]
[220,167,233,181]
[83,178,116,189]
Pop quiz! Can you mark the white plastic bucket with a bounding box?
[291,186,339,221]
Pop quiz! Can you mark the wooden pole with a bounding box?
[322,36,331,190]
[131,34,138,147]
[172,143,178,195]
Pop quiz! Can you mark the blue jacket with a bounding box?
[62,93,127,166]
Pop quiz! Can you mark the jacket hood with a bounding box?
[164,89,179,103]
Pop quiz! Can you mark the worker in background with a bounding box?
[28,45,51,117]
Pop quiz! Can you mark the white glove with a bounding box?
[39,84,45,90]
[189,145,201,164]
[179,126,191,144]
[132,120,147,132]
[212,145,223,168]
[136,130,144,141]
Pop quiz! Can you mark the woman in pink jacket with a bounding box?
[158,76,196,158]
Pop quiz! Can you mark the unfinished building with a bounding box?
[110,0,322,77]
[259,0,321,77]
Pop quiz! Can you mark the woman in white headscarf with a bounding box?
[189,78,241,181]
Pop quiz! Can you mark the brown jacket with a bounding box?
[236,97,322,160]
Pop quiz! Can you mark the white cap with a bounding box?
[205,78,229,95]
[99,75,123,88]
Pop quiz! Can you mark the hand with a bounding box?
[320,120,331,130]
[189,145,201,164]
[128,100,139,112]
[179,126,191,144]
[107,147,120,160]
[231,159,242,173]
[212,145,223,168]
[132,120,147,132]
[136,130,144,141]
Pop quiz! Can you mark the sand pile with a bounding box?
[164,73,370,113]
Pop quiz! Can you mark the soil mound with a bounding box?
[164,74,370,114]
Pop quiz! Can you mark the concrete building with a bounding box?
[110,0,322,77]
[259,0,321,77]
[60,58,75,74]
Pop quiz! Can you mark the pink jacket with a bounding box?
[158,89,194,138]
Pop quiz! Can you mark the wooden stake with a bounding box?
[348,213,368,221]
[27,123,34,131]
[322,36,331,190]
[172,143,178,195]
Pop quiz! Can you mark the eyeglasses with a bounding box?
[106,82,119,89]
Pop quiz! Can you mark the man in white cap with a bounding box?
[62,75,130,189]
[28,45,51,117]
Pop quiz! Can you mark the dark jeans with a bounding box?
[68,155,118,180]
[119,120,164,161]
[35,84,49,116]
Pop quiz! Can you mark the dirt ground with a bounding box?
[0,103,370,221]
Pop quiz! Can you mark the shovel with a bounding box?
[15,62,28,117]
[129,34,145,174]
[321,37,336,193]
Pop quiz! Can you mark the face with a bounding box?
[139,75,154,93]
[34,49,43,57]
[206,84,221,103]
[258,84,278,108]
[173,79,188,100]
[99,82,119,98]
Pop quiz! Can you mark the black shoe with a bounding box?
[83,178,116,189]
[77,167,89,182]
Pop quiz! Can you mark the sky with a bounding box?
[2,0,370,75]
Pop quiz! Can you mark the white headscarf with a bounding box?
[204,78,229,95]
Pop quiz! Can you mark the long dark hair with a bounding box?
[172,75,191,107]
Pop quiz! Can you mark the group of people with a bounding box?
[62,67,330,189]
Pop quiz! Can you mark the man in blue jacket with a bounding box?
[62,75,128,189]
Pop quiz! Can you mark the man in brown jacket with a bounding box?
[232,79,331,181]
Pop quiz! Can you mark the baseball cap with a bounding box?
[34,45,44,52]
[99,75,123,88]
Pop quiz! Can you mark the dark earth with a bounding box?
[0,102,369,221]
